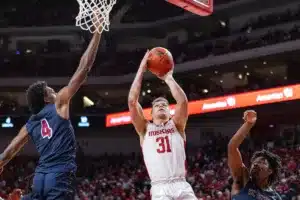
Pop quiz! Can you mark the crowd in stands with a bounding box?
[0,56,291,115]
[0,4,300,114]
[240,5,300,32]
[161,6,300,65]
[0,131,299,199]
[90,4,298,74]
[178,24,300,63]
[0,23,298,78]
[0,0,122,27]
[0,5,299,78]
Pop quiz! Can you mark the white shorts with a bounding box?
[150,180,197,200]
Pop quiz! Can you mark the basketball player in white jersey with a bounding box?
[128,51,197,200]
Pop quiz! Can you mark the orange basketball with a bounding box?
[147,47,174,77]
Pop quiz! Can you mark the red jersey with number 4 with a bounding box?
[142,120,186,183]
[26,104,77,173]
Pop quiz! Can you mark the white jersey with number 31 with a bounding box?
[142,120,186,183]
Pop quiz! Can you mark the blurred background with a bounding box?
[0,0,300,199]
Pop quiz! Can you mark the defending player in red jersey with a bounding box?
[128,51,197,200]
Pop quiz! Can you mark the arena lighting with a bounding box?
[78,116,90,128]
[83,96,94,107]
[1,117,14,128]
[105,84,300,127]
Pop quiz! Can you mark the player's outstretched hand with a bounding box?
[139,50,150,72]
[92,8,104,33]
[243,110,257,124]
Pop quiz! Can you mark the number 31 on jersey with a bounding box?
[156,136,172,153]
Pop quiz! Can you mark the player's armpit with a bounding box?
[231,166,249,195]
[128,101,147,135]
[172,100,188,133]
[0,126,29,168]
[55,88,70,119]
[228,145,250,189]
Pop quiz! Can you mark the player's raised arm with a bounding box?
[128,51,149,136]
[0,126,29,171]
[56,28,102,119]
[228,110,256,187]
[162,72,188,133]
[56,31,101,103]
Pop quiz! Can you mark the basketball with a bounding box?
[147,47,174,77]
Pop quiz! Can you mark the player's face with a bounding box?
[44,86,56,103]
[250,156,272,182]
[152,100,170,119]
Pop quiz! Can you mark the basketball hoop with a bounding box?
[76,0,117,34]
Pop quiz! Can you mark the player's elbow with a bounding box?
[0,153,5,163]
[182,98,188,105]
[79,55,88,65]
[228,141,238,153]
[0,151,11,164]
[178,95,188,105]
[128,96,138,107]
[178,98,188,108]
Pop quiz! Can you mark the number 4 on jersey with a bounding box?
[41,119,53,139]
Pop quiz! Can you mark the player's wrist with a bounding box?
[138,64,147,73]
[244,121,255,127]
[164,75,174,83]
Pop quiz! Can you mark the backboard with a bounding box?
[166,0,213,16]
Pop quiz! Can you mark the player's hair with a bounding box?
[251,149,282,185]
[151,97,169,107]
[26,81,47,114]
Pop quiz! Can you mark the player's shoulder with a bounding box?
[169,118,176,126]
[144,120,152,132]
[30,104,55,117]
[146,120,154,127]
[26,105,56,127]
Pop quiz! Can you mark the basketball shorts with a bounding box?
[150,179,197,200]
[22,171,76,200]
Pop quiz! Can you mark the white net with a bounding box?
[76,0,117,34]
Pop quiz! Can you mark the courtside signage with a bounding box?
[106,84,300,127]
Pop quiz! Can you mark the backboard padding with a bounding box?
[166,0,213,16]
